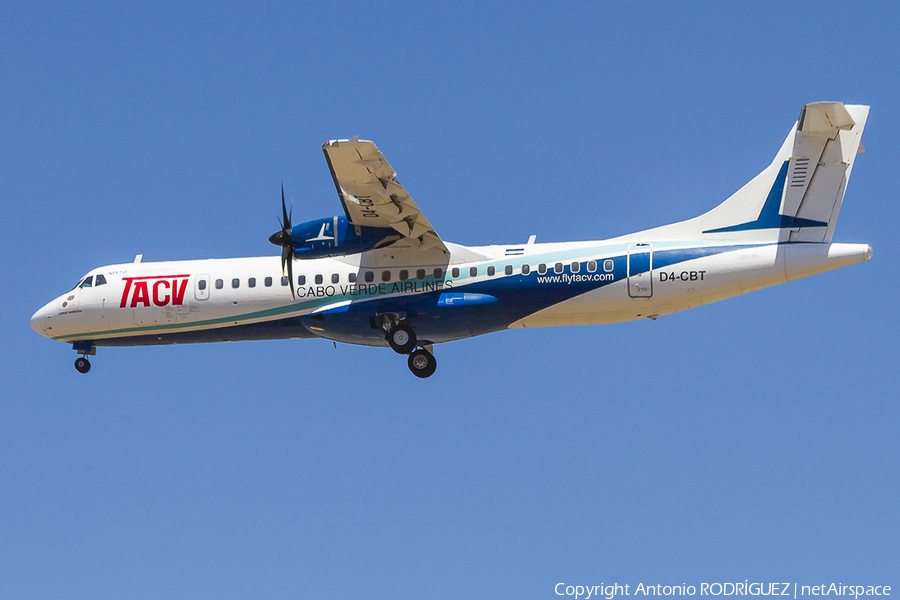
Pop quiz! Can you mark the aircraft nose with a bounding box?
[30,308,44,334]
[31,302,53,337]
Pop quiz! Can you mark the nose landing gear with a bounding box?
[72,341,95,374]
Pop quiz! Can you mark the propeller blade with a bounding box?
[281,182,291,230]
[284,246,294,300]
[272,181,295,300]
[281,241,295,300]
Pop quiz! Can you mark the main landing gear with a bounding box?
[72,341,95,374]
[379,315,437,378]
[407,347,437,379]
[387,322,417,354]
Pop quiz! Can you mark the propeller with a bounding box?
[268,183,295,299]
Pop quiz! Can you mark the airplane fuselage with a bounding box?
[31,239,871,350]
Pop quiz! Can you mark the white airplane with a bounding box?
[31,102,872,378]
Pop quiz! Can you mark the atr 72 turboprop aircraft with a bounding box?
[32,102,872,378]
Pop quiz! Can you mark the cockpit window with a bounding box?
[79,276,93,288]
[95,274,107,286]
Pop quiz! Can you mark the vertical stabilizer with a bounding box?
[618,103,869,243]
[782,103,868,242]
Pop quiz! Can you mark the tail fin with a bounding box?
[626,102,869,243]
[788,103,868,242]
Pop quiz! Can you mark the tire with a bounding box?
[387,323,417,354]
[407,348,437,378]
[74,357,91,374]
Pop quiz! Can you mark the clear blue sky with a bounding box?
[2,2,898,598]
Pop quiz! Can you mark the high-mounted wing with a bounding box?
[322,138,448,254]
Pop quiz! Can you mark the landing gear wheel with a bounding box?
[74,357,91,374]
[407,348,437,378]
[387,323,417,354]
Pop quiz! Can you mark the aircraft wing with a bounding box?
[322,138,448,254]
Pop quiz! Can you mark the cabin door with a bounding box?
[627,243,653,298]
[195,274,210,301]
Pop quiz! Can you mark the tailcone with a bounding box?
[784,243,872,282]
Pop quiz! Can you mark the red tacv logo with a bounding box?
[120,275,190,308]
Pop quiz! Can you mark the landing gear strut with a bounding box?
[378,314,418,355]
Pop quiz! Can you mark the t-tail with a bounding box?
[627,102,870,244]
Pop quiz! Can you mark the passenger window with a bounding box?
[451,268,460,278]
[587,261,597,273]
[332,274,339,284]
[248,277,256,288]
[571,262,580,273]
[434,268,443,279]
[487,266,495,276]
[522,264,530,275]
[365,271,374,283]
[232,278,240,289]
[603,259,614,272]
[538,264,547,274]
[95,274,107,286]
[80,276,93,288]
[315,274,323,285]
[469,267,478,277]
[348,272,357,283]
[554,263,563,274]
[265,277,272,287]
[298,275,306,286]
[198,279,207,291]
[399,270,409,281]
[216,279,224,289]
[505,265,513,275]
[416,269,425,280]
[382,271,391,282]
[281,276,289,286]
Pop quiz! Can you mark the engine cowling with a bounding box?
[270,216,401,259]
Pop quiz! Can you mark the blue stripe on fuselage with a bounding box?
[454,243,768,335]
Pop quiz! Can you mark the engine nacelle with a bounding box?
[287,216,401,259]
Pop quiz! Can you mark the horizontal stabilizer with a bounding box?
[799,102,855,135]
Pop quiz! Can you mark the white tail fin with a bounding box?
[621,102,869,243]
